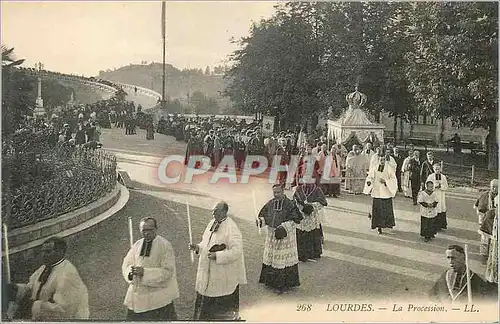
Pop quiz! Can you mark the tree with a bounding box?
[114,88,127,102]
[405,2,498,169]
[315,2,417,131]
[2,69,36,137]
[2,45,24,68]
[225,1,497,163]
[213,65,225,75]
[191,91,207,114]
[2,46,36,137]
[165,99,182,113]
[2,46,27,229]
[204,66,211,75]
[190,91,220,114]
[225,3,325,129]
[41,78,73,109]
[364,2,416,140]
[225,2,417,131]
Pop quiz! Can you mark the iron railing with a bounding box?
[2,145,117,229]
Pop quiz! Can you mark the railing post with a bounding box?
[471,165,475,187]
[440,160,444,172]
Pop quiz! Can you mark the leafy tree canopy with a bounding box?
[224,2,497,131]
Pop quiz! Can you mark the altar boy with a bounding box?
[426,162,448,232]
[418,181,439,242]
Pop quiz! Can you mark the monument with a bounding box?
[67,90,75,106]
[327,86,385,148]
[33,62,45,117]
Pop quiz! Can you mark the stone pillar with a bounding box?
[34,77,45,117]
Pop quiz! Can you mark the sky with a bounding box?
[1,1,278,76]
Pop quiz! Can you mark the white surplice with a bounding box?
[122,236,179,313]
[417,190,439,218]
[401,156,413,197]
[363,156,398,198]
[16,259,89,320]
[426,173,448,213]
[195,217,247,297]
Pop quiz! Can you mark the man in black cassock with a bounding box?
[257,185,303,293]
[293,182,328,262]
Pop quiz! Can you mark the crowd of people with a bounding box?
[12,66,160,147]
[2,112,497,321]
[13,96,154,152]
[159,113,497,264]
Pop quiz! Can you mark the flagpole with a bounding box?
[161,0,167,110]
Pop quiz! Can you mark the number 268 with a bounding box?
[297,304,312,311]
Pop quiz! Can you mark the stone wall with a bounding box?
[3,184,122,264]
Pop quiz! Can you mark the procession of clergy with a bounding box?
[4,137,498,321]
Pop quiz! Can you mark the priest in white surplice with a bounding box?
[9,236,89,320]
[364,146,398,234]
[189,201,247,321]
[122,217,179,321]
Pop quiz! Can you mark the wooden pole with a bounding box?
[127,217,136,310]
[186,200,194,263]
[464,244,473,304]
[471,165,475,187]
[128,217,134,249]
[253,190,261,235]
[3,224,11,284]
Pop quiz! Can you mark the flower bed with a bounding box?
[2,137,117,229]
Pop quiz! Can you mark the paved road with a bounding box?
[12,127,495,321]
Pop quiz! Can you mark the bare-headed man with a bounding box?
[8,237,89,320]
[429,245,497,303]
[122,217,179,321]
[189,201,247,321]
[257,184,303,293]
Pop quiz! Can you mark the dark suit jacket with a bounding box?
[408,158,421,183]
[391,154,404,174]
[420,160,439,185]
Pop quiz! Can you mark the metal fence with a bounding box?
[2,146,117,230]
[442,161,497,188]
